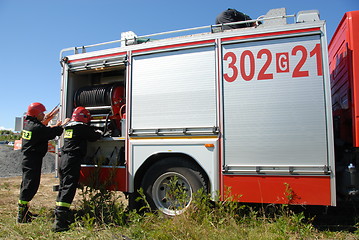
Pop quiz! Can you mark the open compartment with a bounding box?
[64,65,126,137]
[62,62,128,191]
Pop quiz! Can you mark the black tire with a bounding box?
[140,157,208,216]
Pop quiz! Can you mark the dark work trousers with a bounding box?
[56,153,81,206]
[19,154,43,202]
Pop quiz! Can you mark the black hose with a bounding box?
[74,83,122,114]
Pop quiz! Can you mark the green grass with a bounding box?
[1,203,355,240]
[1,177,358,240]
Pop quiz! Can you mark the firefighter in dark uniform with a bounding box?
[18,102,65,223]
[215,8,254,30]
[53,106,102,232]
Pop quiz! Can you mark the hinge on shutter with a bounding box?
[323,165,330,174]
[212,127,219,134]
[123,55,128,66]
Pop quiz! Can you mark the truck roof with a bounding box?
[60,8,323,61]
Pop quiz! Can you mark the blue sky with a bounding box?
[0,0,357,130]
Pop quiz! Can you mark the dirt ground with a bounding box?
[0,174,62,211]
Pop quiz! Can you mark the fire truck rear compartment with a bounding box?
[66,67,126,137]
[64,67,127,171]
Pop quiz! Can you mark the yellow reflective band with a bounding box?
[56,202,71,208]
[22,130,32,140]
[64,129,73,139]
[18,200,29,205]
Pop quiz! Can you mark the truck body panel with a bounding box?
[129,138,219,194]
[330,11,359,146]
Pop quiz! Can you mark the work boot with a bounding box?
[17,204,38,223]
[52,207,72,232]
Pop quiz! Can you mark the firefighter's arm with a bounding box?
[39,124,64,141]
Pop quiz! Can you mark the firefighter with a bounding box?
[53,106,102,232]
[215,8,254,30]
[18,102,66,223]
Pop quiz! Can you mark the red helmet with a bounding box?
[27,102,46,117]
[71,107,91,123]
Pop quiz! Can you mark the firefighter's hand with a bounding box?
[62,118,71,126]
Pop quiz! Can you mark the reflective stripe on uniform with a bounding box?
[56,202,71,208]
[18,200,29,205]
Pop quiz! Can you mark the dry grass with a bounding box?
[0,174,57,214]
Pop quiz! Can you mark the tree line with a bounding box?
[0,130,21,141]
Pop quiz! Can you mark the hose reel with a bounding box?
[74,83,125,136]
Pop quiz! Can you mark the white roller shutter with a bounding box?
[131,46,217,132]
[222,35,331,173]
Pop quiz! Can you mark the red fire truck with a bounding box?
[329,10,359,200]
[57,8,358,215]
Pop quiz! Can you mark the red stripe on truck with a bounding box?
[68,52,127,63]
[221,27,321,42]
[132,39,215,53]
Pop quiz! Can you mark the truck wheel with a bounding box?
[141,157,208,216]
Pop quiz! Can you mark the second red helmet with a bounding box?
[71,107,91,123]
